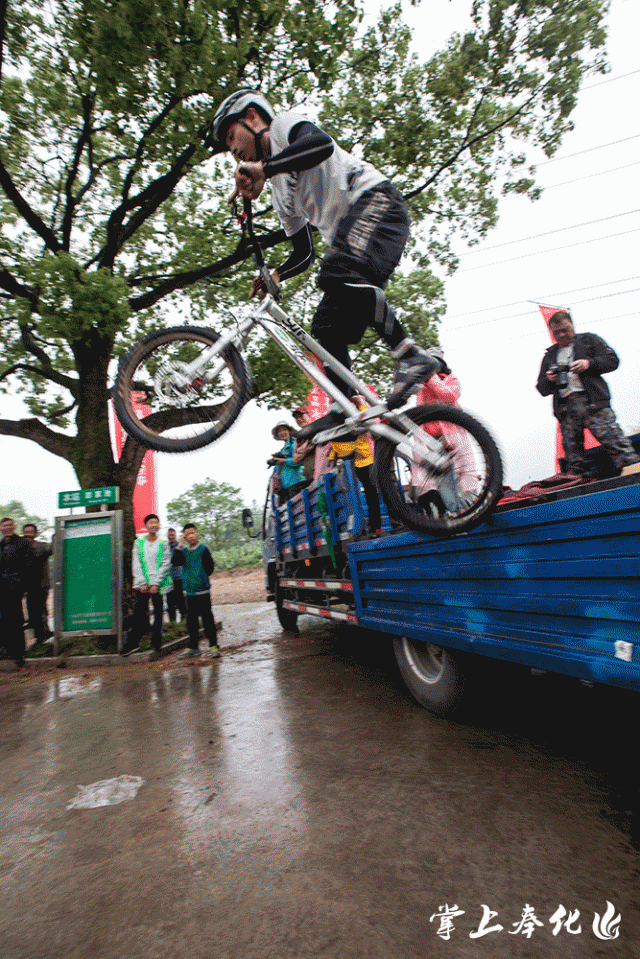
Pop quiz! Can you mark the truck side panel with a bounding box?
[348,482,640,691]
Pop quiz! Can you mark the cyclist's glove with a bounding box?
[250,275,268,299]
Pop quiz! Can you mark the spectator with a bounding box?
[22,523,53,646]
[121,514,172,657]
[411,348,478,514]
[536,312,640,477]
[329,395,382,535]
[270,421,305,503]
[166,527,187,622]
[0,518,34,667]
[173,523,220,660]
[291,407,316,487]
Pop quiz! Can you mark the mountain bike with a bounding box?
[113,201,503,536]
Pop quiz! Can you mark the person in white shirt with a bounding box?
[209,89,440,434]
[121,514,172,656]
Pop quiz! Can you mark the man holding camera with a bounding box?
[536,311,640,477]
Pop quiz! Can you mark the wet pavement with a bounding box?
[0,603,638,959]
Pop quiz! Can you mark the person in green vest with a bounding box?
[172,523,220,659]
[121,514,172,656]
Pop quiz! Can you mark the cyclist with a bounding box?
[208,89,439,433]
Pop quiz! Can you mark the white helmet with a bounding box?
[210,89,275,149]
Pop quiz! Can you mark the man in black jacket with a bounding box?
[0,518,35,666]
[536,311,640,476]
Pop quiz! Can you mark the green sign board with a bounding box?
[61,516,114,632]
[58,487,119,509]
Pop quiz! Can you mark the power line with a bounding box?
[537,134,640,165]
[446,276,640,321]
[458,210,639,256]
[543,161,639,190]
[580,69,640,91]
[512,311,640,343]
[447,287,639,331]
[459,227,640,273]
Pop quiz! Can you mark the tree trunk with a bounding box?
[69,332,148,621]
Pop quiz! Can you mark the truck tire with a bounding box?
[275,579,298,631]
[393,637,466,714]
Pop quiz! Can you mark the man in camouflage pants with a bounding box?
[536,311,640,477]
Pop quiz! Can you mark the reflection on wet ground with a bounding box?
[0,604,638,959]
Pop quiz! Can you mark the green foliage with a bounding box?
[215,541,263,571]
[0,0,609,496]
[166,477,255,554]
[0,500,51,536]
[28,253,132,345]
[319,0,608,266]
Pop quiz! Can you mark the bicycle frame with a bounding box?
[168,292,451,474]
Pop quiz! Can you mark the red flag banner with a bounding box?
[537,304,599,469]
[110,397,159,533]
[538,303,565,331]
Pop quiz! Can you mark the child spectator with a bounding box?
[166,527,187,622]
[329,395,382,535]
[173,523,220,659]
[121,514,172,656]
[411,349,477,512]
[291,407,316,488]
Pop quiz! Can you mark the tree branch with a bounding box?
[0,361,78,394]
[0,416,72,460]
[102,93,205,266]
[101,141,198,267]
[403,87,540,201]
[0,267,38,305]
[0,157,61,252]
[61,92,94,249]
[128,228,287,311]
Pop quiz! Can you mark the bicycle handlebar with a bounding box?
[239,197,281,302]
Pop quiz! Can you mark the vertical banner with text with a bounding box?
[110,396,158,533]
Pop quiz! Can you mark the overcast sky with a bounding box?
[1,0,638,528]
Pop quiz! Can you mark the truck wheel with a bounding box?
[393,637,466,714]
[275,579,298,631]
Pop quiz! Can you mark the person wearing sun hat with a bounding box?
[269,421,305,502]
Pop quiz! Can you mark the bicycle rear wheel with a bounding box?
[375,404,503,535]
[113,326,251,453]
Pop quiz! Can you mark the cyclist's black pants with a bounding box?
[311,181,410,397]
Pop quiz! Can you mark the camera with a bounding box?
[267,457,280,468]
[549,363,570,389]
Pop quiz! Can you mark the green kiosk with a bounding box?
[53,488,123,654]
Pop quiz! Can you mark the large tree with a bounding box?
[0,0,360,557]
[0,0,608,554]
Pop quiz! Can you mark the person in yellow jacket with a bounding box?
[329,396,381,535]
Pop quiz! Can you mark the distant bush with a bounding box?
[215,540,263,571]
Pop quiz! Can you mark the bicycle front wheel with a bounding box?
[113,326,251,453]
[375,404,503,536]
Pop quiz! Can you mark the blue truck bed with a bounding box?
[266,456,640,710]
